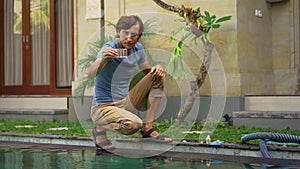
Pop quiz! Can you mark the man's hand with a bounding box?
[87,48,118,78]
[102,48,118,60]
[150,65,165,77]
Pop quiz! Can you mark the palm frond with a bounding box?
[78,36,114,72]
[73,76,95,103]
[142,17,158,39]
[106,21,117,29]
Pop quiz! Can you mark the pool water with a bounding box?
[0,143,298,169]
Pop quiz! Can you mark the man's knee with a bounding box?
[153,75,165,85]
[119,120,142,135]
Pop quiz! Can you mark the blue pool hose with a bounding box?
[259,139,271,159]
[241,132,300,158]
[241,132,300,144]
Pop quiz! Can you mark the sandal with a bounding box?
[140,128,172,143]
[92,128,115,150]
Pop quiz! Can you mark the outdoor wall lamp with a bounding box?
[266,0,288,3]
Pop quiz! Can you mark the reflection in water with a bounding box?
[93,150,228,169]
[0,146,296,169]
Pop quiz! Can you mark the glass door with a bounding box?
[1,0,50,94]
[1,0,73,95]
[3,0,23,87]
[29,0,51,86]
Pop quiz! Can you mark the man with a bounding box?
[87,15,172,150]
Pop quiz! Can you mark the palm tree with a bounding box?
[152,0,231,125]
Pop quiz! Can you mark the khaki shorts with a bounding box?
[90,73,165,135]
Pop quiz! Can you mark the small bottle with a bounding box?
[199,134,205,144]
[206,135,211,144]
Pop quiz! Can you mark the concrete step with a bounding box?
[245,96,300,111]
[0,96,69,121]
[0,108,68,121]
[232,110,300,130]
[0,96,68,109]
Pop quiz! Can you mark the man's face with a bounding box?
[118,24,140,49]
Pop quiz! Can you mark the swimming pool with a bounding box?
[0,142,298,169]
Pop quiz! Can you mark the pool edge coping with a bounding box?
[0,132,299,162]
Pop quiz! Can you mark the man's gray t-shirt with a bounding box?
[92,39,147,104]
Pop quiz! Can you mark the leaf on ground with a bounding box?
[15,125,36,128]
[47,127,69,131]
[182,131,212,134]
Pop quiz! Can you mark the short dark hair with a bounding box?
[116,15,144,36]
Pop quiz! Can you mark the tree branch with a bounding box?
[152,0,184,16]
[175,40,214,125]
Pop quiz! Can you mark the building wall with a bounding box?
[272,0,299,94]
[73,0,299,97]
[237,0,275,95]
[73,0,103,95]
[74,0,238,97]
[237,0,299,95]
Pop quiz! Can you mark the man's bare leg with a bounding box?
[95,119,142,149]
[142,97,172,142]
[94,124,117,150]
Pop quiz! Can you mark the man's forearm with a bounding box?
[95,59,108,76]
[87,58,108,78]
[142,68,151,75]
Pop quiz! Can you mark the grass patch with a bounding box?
[0,119,299,145]
[0,119,91,137]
